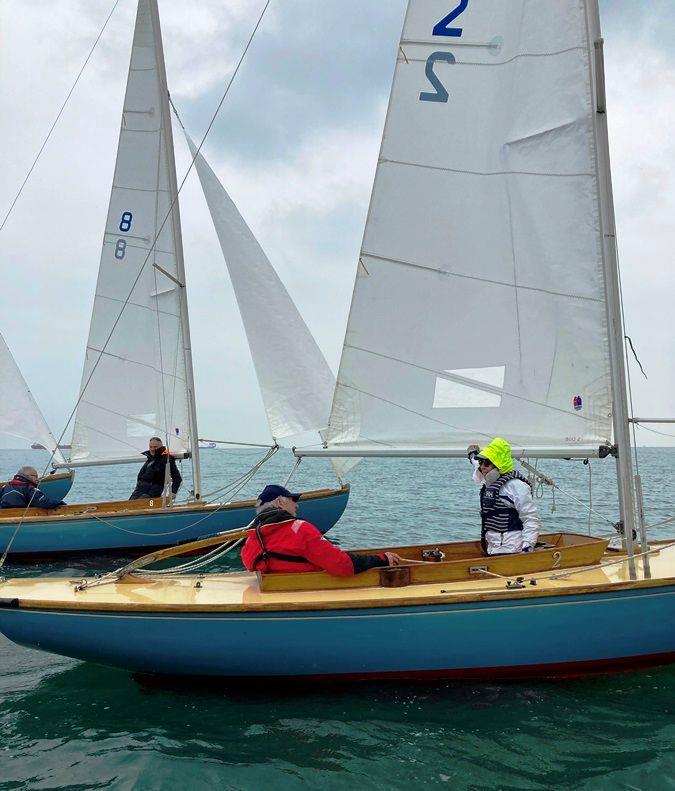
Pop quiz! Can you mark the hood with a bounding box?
[477,437,514,474]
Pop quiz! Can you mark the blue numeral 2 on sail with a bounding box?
[432,0,469,37]
[420,2,468,102]
[419,52,456,103]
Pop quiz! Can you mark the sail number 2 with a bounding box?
[114,211,133,260]
[420,1,469,103]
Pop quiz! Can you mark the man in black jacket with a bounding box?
[129,436,182,500]
[0,466,64,509]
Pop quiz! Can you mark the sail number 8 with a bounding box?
[420,1,469,103]
[119,211,133,232]
[114,211,133,260]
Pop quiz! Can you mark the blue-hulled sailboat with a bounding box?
[0,331,74,502]
[0,0,673,680]
[0,0,346,557]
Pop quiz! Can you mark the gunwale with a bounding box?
[0,484,350,524]
[1,544,673,615]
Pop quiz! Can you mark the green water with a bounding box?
[1,449,674,789]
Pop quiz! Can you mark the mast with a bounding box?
[584,0,636,576]
[148,0,201,498]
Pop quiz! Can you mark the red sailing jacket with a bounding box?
[241,517,360,576]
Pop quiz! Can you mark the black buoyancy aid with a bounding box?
[250,508,310,571]
[479,471,532,553]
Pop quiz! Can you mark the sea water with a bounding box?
[1,447,673,789]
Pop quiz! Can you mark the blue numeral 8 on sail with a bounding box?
[119,211,133,232]
[114,239,127,260]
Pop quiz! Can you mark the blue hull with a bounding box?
[37,473,74,501]
[0,487,349,557]
[1,585,673,679]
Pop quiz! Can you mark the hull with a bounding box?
[0,472,74,502]
[37,472,74,501]
[1,584,673,679]
[0,485,349,557]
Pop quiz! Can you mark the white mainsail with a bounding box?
[186,134,336,443]
[325,0,614,455]
[0,332,65,464]
[71,0,199,479]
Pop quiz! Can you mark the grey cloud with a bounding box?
[172,0,407,162]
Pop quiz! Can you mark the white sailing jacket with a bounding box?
[471,460,541,555]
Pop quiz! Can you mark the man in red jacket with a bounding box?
[241,484,403,576]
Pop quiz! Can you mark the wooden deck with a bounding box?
[1,540,673,615]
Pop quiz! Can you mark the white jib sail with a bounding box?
[186,134,336,443]
[71,0,197,465]
[0,333,65,464]
[326,0,613,454]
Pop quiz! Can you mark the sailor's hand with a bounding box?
[467,444,480,454]
[384,551,405,566]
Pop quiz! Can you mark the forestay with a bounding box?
[0,333,65,464]
[325,0,613,454]
[71,0,196,464]
[187,135,336,443]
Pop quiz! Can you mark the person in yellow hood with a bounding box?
[467,438,541,556]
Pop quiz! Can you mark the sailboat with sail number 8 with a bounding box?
[0,0,348,557]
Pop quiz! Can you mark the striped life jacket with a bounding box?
[479,471,532,553]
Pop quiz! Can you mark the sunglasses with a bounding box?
[478,458,493,468]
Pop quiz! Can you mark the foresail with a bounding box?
[187,134,336,443]
[71,0,194,463]
[326,0,613,454]
[0,333,65,463]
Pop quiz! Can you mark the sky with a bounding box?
[0,0,673,450]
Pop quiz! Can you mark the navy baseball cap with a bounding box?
[258,484,301,504]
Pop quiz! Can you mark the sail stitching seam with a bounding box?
[83,351,186,381]
[398,44,585,67]
[345,345,598,424]
[361,252,603,303]
[380,157,593,180]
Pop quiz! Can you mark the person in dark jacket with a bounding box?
[0,466,64,509]
[129,436,182,500]
[241,484,403,575]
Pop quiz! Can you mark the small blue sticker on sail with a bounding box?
[573,395,583,411]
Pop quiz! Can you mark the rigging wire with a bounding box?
[201,445,278,502]
[0,0,275,563]
[518,458,615,527]
[631,423,675,440]
[47,0,274,456]
[0,0,121,234]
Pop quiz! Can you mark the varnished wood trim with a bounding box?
[10,575,675,614]
[259,535,608,592]
[0,484,350,524]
